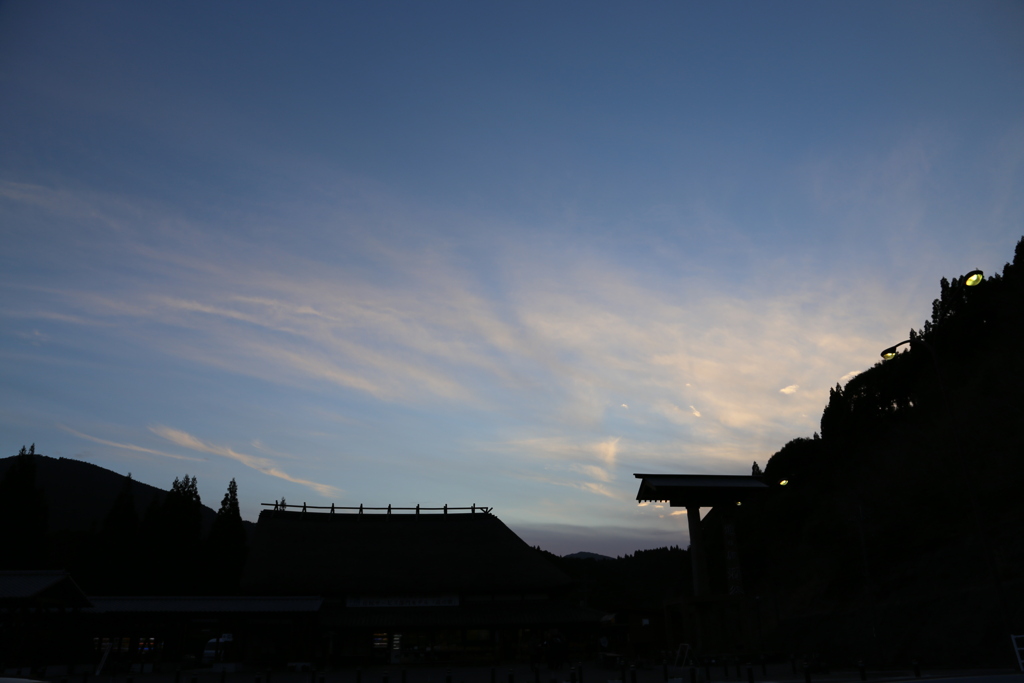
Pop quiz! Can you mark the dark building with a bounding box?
[241,505,601,665]
[3,506,599,672]
[0,571,92,674]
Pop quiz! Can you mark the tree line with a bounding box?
[716,236,1024,665]
[0,451,248,595]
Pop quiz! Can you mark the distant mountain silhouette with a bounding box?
[562,551,614,561]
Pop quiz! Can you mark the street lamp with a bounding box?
[880,341,910,360]
[880,270,983,361]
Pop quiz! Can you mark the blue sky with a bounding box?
[2,1,1022,557]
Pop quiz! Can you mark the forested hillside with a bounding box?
[717,237,1024,666]
[0,452,250,594]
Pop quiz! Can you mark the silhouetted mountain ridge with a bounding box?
[0,452,254,594]
[0,453,229,534]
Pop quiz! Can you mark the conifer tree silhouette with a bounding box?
[207,479,248,593]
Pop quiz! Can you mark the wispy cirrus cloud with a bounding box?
[60,425,205,462]
[4,180,937,495]
[149,426,340,497]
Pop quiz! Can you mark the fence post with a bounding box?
[509,669,514,683]
[630,665,637,683]
[402,671,407,683]
[690,668,697,683]
[747,667,754,683]
[383,671,389,683]
[579,662,584,683]
[356,668,362,683]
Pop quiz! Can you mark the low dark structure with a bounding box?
[634,474,768,598]
[86,596,323,671]
[242,505,600,665]
[634,474,768,658]
[0,570,92,673]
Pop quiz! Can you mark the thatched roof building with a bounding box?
[243,508,572,596]
[239,506,598,665]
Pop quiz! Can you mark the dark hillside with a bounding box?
[0,453,253,594]
[717,237,1024,667]
[539,545,692,612]
[0,454,181,532]
[0,454,226,534]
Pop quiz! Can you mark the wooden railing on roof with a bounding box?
[261,502,493,515]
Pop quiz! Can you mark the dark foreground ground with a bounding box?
[4,662,1022,683]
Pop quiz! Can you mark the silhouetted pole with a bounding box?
[686,505,709,597]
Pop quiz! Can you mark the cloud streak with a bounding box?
[60,425,205,462]
[150,426,340,497]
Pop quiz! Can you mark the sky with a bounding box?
[1,1,1022,558]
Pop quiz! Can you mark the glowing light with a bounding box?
[881,340,909,360]
[779,479,789,486]
[736,501,742,506]
[964,270,984,287]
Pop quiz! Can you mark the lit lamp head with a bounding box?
[964,269,984,287]
[880,341,909,360]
